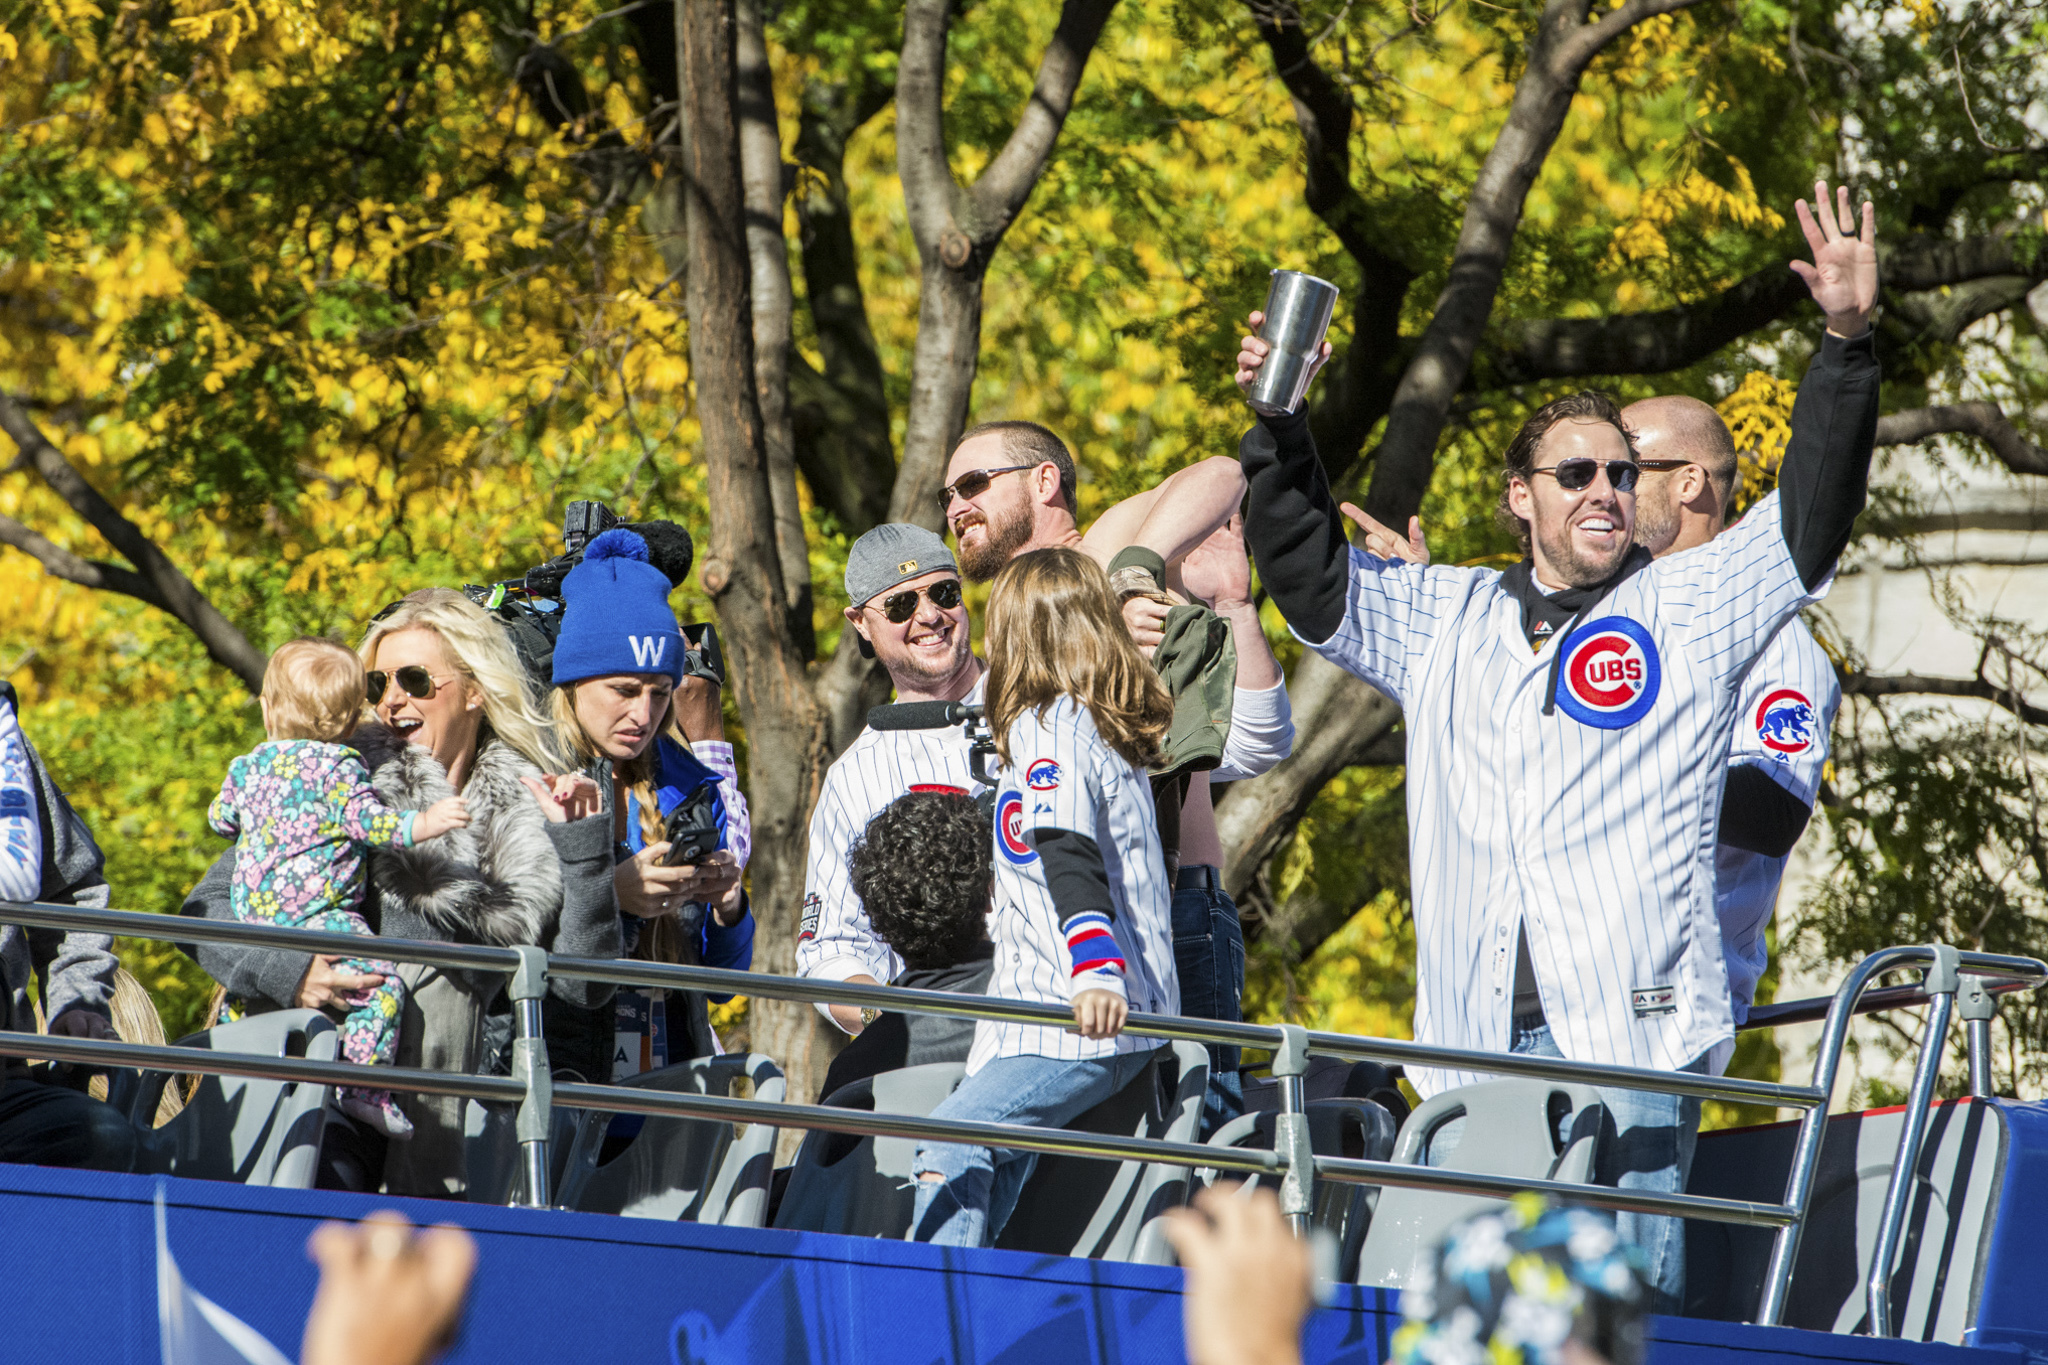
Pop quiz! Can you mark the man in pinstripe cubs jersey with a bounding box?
[1344,397,1844,1049]
[1235,182,1880,1304]
[1624,397,1842,1041]
[909,549,1179,1248]
[796,524,987,1035]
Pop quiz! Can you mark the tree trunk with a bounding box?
[1215,652,1402,900]
[677,0,839,1104]
[890,0,1121,526]
[735,0,813,655]
[889,265,985,530]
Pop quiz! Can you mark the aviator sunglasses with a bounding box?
[1527,458,1641,494]
[366,665,455,703]
[866,578,964,624]
[941,464,1036,504]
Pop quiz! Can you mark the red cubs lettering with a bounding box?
[1567,635,1644,709]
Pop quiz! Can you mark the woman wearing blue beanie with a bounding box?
[546,528,755,1080]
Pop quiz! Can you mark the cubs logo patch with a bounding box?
[997,792,1036,865]
[1555,616,1661,730]
[1754,688,1818,756]
[798,892,821,942]
[1026,759,1061,791]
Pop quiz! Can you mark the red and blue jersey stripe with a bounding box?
[1063,911,1125,979]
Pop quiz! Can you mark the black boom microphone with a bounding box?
[866,701,982,731]
[623,519,695,591]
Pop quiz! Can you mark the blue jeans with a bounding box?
[910,1047,1162,1247]
[1426,1023,1701,1312]
[1171,877,1246,1137]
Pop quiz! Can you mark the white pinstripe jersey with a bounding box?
[968,696,1178,1073]
[796,678,988,1009]
[1307,489,1823,1095]
[1716,616,1838,1026]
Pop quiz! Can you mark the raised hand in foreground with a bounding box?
[301,1211,476,1365]
[1164,1184,1314,1365]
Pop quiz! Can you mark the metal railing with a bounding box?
[0,899,2040,1332]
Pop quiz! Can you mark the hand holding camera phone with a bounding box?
[662,786,721,868]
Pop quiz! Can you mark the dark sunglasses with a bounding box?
[366,665,454,703]
[1633,458,1693,474]
[867,578,964,624]
[1528,458,1640,493]
[942,464,1035,504]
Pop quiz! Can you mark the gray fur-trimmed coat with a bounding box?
[180,722,622,1013]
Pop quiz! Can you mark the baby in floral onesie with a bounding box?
[210,637,469,1139]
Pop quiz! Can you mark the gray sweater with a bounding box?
[0,683,117,1043]
[179,723,621,1012]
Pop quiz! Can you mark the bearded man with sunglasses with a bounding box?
[797,524,989,1039]
[1233,181,1881,1307]
[1346,394,1842,1058]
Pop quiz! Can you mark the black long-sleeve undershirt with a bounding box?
[1237,329,1882,640]
[1719,765,1815,858]
[1776,329,1882,589]
[1036,827,1117,928]
[1238,408,1350,645]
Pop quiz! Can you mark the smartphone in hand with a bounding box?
[662,787,720,868]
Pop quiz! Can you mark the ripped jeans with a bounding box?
[908,1047,1162,1248]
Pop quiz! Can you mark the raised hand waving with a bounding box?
[1790,178,1878,338]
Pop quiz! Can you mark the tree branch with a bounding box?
[1360,0,1706,525]
[1482,229,2044,383]
[0,515,166,608]
[1247,6,1416,485]
[1215,652,1403,900]
[1876,401,2048,477]
[0,395,267,688]
[964,0,1120,243]
[1885,275,2040,348]
[1840,669,2048,727]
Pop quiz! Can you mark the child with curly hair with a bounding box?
[210,637,470,1138]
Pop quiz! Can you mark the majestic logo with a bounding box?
[997,792,1036,865]
[1631,985,1677,1018]
[1026,759,1062,791]
[628,635,668,670]
[1755,688,1818,756]
[1555,616,1661,730]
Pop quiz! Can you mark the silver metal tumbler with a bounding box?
[1246,270,1340,417]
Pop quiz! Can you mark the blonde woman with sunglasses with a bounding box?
[181,588,626,1197]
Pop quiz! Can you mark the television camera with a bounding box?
[464,499,724,690]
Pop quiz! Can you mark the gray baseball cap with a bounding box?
[844,523,959,607]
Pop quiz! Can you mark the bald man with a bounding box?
[1345,396,1840,1063]
[1624,397,1839,1053]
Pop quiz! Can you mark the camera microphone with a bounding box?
[867,701,983,731]
[624,519,695,591]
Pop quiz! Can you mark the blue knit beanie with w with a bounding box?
[551,528,685,686]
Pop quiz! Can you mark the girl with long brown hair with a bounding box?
[909,547,1180,1247]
